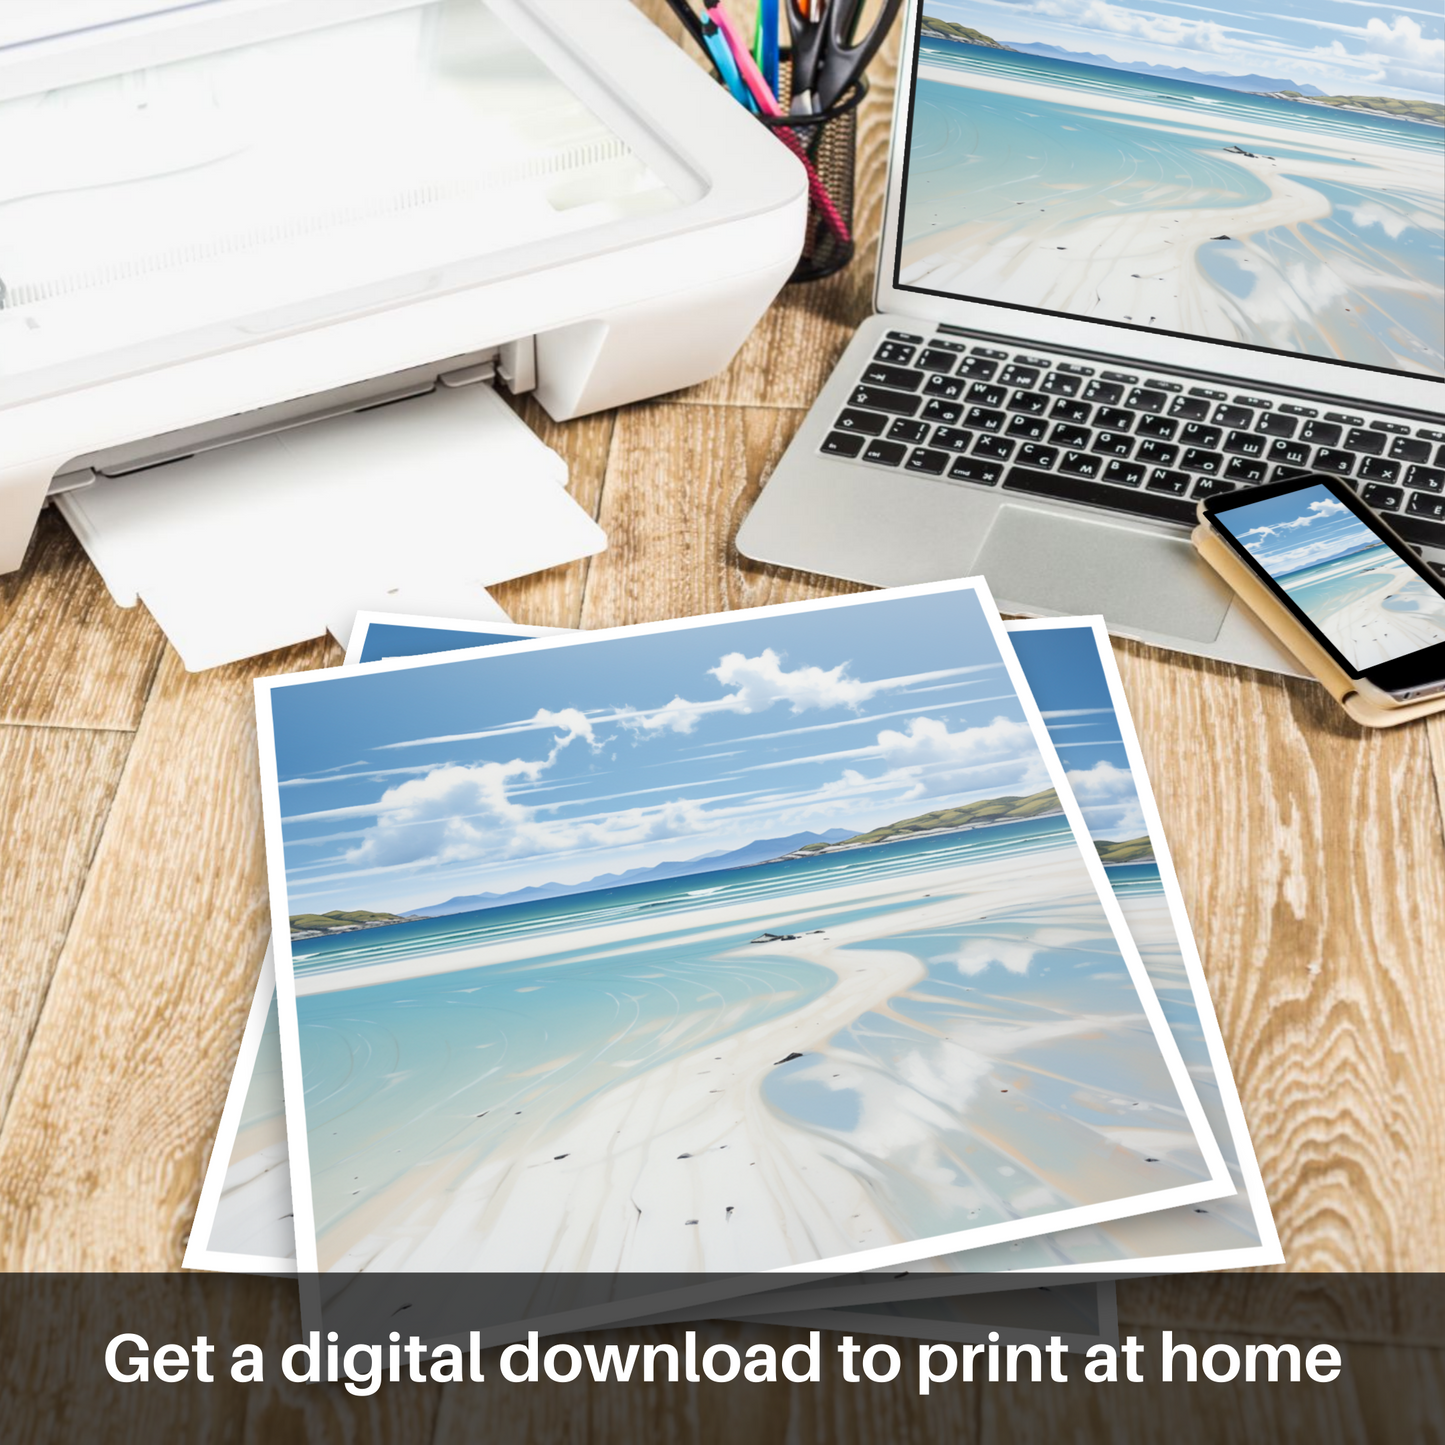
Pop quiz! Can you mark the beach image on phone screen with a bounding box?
[1215,483,1445,668]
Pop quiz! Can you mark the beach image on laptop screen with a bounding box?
[896,1,1444,376]
[1214,483,1445,667]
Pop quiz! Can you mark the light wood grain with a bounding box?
[0,640,334,1270]
[0,509,165,730]
[1109,637,1445,1271]
[0,726,133,1125]
[580,402,866,629]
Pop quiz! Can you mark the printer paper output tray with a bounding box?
[56,383,604,671]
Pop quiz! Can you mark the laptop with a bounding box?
[737,2,1444,673]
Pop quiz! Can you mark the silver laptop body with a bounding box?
[738,5,1444,673]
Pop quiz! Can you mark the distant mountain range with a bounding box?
[919,17,1324,96]
[411,830,860,917]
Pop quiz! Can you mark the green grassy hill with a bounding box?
[288,909,409,932]
[794,789,1062,854]
[1272,92,1443,126]
[1095,836,1156,866]
[920,17,1013,49]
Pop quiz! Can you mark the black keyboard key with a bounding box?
[922,398,963,425]
[1126,387,1167,413]
[1438,445,1445,466]
[1182,448,1223,474]
[1268,438,1312,467]
[1137,440,1179,468]
[1083,379,1124,405]
[1095,406,1134,432]
[931,339,969,353]
[1389,436,1430,463]
[1345,428,1384,456]
[916,348,959,373]
[1192,477,1236,499]
[835,408,889,435]
[1017,444,1058,469]
[924,374,966,400]
[1050,423,1091,450]
[1004,465,1196,524]
[1060,451,1103,478]
[1008,390,1050,416]
[967,382,1008,407]
[1006,414,1048,441]
[1225,456,1268,483]
[1103,459,1145,487]
[1136,414,1178,440]
[1092,432,1134,458]
[862,363,924,390]
[1257,413,1298,438]
[1407,491,1445,521]
[1300,420,1341,446]
[1325,411,1363,426]
[1214,404,1254,429]
[1361,483,1402,511]
[971,345,1009,359]
[1314,448,1354,476]
[1392,513,1445,551]
[1041,372,1080,397]
[974,435,1015,461]
[930,427,974,452]
[886,330,924,343]
[1273,464,1316,481]
[1050,398,1092,425]
[1407,465,1445,493]
[1424,429,1445,443]
[821,431,865,457]
[1189,386,1227,401]
[906,447,950,475]
[887,418,931,444]
[1370,420,1410,435]
[1224,430,1267,458]
[850,384,921,417]
[965,406,1006,433]
[1147,469,1191,495]
[957,356,999,380]
[860,438,907,467]
[1359,456,1400,483]
[874,342,916,365]
[948,457,1003,485]
[1280,403,1317,418]
[1180,423,1222,449]
[1169,395,1211,421]
[1102,370,1138,384]
[998,364,1040,389]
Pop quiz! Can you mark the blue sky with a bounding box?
[270,591,1072,915]
[929,0,1444,100]
[1214,483,1378,576]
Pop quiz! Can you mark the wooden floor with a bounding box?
[1,6,1441,1439]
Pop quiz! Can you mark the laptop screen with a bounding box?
[894,2,1444,379]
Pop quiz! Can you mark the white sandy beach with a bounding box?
[900,61,1443,351]
[1298,562,1445,668]
[310,843,1210,1273]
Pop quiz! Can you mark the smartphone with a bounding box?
[1200,474,1445,705]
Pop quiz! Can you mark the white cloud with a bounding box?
[875,714,1044,799]
[1064,760,1145,839]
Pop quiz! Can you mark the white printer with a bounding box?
[0,0,806,663]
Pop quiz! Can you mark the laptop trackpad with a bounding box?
[976,505,1233,643]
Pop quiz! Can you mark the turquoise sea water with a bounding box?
[901,41,1444,373]
[293,819,1211,1261]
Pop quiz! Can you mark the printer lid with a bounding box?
[0,0,710,411]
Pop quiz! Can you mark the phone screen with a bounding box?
[1207,478,1445,689]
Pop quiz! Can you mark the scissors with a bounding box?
[786,0,903,113]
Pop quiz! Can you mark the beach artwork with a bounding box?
[900,1,1444,374]
[257,583,1229,1276]
[1216,483,1445,668]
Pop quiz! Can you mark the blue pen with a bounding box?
[700,14,756,110]
[758,0,780,98]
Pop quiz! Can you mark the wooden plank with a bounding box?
[0,639,334,1270]
[0,726,133,1124]
[490,397,614,631]
[0,509,165,730]
[1109,637,1445,1271]
[580,402,866,629]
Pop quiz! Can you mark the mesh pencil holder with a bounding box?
[759,71,868,284]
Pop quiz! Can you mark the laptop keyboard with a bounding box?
[821,329,1445,565]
